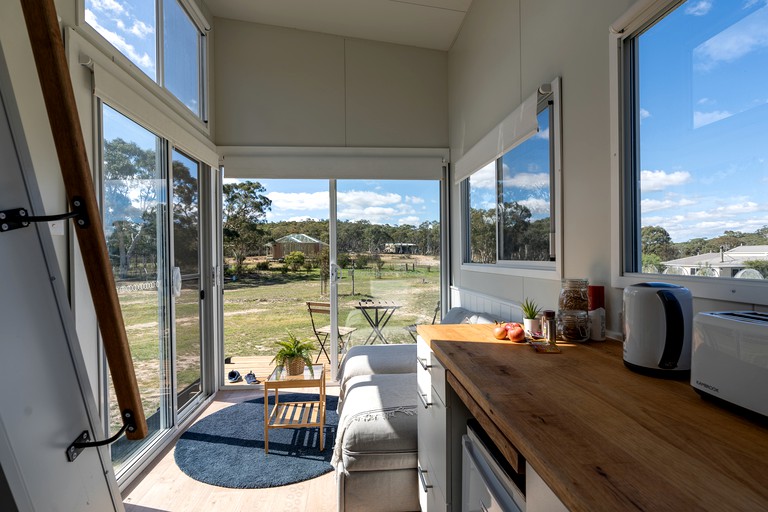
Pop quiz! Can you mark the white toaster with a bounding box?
[691,311,768,419]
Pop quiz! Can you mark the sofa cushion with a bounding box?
[337,344,416,411]
[440,307,474,324]
[469,311,505,324]
[332,373,418,473]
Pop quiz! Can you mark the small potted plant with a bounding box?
[271,332,315,376]
[521,298,542,335]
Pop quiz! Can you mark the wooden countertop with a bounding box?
[417,323,768,512]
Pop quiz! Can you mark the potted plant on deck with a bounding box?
[271,332,315,376]
[521,298,542,336]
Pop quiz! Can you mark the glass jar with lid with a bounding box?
[557,310,590,342]
[558,278,589,312]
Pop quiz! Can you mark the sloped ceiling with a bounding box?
[202,0,473,50]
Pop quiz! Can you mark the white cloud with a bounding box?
[85,10,154,73]
[536,127,550,139]
[693,110,732,128]
[640,108,651,120]
[405,195,425,204]
[337,190,401,208]
[116,19,154,39]
[641,197,696,213]
[640,170,691,191]
[697,97,713,105]
[89,0,125,15]
[715,201,759,214]
[518,198,550,215]
[338,206,408,224]
[398,216,421,226]
[502,172,549,190]
[266,191,328,211]
[468,162,497,190]
[685,0,713,16]
[694,5,768,70]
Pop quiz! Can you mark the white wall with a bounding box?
[448,0,766,334]
[213,18,448,148]
[0,0,72,281]
[449,0,635,333]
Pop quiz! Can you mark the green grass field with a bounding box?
[223,256,440,358]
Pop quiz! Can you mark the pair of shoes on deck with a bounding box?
[227,370,260,384]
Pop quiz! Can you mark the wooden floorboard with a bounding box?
[122,386,338,512]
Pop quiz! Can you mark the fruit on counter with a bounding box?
[506,322,526,342]
[493,323,508,340]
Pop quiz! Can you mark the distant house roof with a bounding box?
[662,245,768,269]
[270,234,327,245]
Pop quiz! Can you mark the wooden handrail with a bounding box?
[20,0,147,439]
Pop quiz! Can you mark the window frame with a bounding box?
[609,0,768,306]
[77,0,209,128]
[460,80,563,280]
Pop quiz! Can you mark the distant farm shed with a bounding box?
[384,242,417,254]
[267,234,327,260]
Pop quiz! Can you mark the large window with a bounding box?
[464,96,557,269]
[84,0,206,119]
[619,1,768,292]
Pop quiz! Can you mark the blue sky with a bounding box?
[228,179,441,227]
[85,0,156,79]
[638,0,768,242]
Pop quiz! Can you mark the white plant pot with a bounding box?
[523,318,541,335]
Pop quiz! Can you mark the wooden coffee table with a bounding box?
[263,364,326,454]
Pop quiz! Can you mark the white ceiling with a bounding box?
[202,0,473,51]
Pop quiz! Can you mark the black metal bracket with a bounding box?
[66,409,137,462]
[0,196,89,233]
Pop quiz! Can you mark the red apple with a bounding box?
[506,322,526,343]
[493,323,508,340]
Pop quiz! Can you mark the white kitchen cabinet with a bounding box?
[416,336,473,512]
[417,335,449,511]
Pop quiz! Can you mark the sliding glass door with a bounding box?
[171,150,202,414]
[102,105,171,471]
[101,104,208,475]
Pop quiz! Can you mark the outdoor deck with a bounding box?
[224,355,337,388]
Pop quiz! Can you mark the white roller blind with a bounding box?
[453,90,538,185]
[219,146,448,180]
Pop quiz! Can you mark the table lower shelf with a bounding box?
[267,401,325,428]
[265,400,326,453]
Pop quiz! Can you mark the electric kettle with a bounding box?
[622,282,692,378]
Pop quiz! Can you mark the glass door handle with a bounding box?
[172,266,182,297]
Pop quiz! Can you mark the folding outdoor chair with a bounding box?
[405,300,440,341]
[306,301,357,363]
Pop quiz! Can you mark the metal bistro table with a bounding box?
[355,299,401,344]
[263,364,326,454]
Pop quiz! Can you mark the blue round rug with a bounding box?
[174,393,338,488]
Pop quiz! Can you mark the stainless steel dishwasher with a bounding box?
[462,421,526,512]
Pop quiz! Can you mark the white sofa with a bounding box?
[331,307,504,511]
